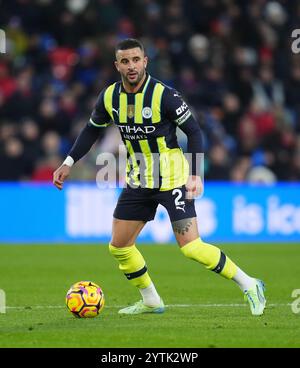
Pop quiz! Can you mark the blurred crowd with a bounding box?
[1,0,300,183]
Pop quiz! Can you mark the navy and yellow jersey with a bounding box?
[89,74,196,191]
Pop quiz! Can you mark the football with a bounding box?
[66,281,105,318]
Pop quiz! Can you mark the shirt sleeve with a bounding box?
[68,123,105,163]
[162,87,194,126]
[162,87,204,176]
[89,88,112,128]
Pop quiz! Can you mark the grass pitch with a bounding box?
[0,243,299,348]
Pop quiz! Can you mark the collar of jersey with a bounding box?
[119,72,151,94]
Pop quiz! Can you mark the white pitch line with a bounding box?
[6,303,291,310]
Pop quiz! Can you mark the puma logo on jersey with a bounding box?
[176,204,186,212]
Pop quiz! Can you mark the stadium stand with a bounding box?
[0,0,299,182]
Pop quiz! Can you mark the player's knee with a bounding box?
[109,235,134,248]
[110,228,138,248]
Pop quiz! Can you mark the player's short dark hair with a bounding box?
[115,38,145,56]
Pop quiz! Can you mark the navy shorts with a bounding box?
[113,186,196,222]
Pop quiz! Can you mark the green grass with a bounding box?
[0,243,299,348]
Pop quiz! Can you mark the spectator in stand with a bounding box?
[0,137,31,180]
[205,144,230,181]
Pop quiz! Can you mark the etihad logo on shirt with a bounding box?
[117,125,156,134]
[116,124,156,140]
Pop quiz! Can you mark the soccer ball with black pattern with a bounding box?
[66,281,105,318]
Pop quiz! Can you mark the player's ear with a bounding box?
[144,56,148,69]
[114,60,120,72]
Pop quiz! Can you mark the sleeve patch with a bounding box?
[175,110,192,125]
[175,101,188,116]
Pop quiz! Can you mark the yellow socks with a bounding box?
[181,238,237,279]
[109,243,152,288]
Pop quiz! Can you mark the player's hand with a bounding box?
[185,175,203,200]
[53,164,71,190]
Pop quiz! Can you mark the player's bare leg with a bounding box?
[111,218,146,247]
[109,218,164,314]
[172,217,266,316]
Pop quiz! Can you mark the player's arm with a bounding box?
[163,88,204,198]
[179,117,204,199]
[53,90,111,190]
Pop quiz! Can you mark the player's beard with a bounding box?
[123,69,145,87]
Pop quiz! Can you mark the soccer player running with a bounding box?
[53,39,266,316]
